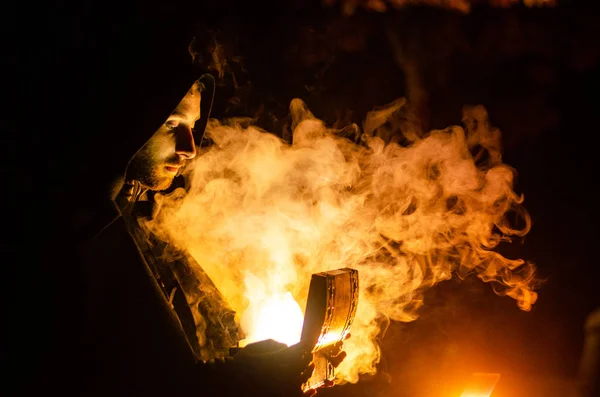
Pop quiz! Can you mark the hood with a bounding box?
[74,14,214,206]
[114,73,215,216]
[61,8,216,239]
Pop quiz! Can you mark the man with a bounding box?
[24,3,348,393]
[75,70,336,396]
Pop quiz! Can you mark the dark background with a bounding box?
[14,0,599,396]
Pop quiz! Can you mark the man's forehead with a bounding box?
[172,90,201,118]
[190,80,202,94]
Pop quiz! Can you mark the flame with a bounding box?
[144,98,538,383]
[239,273,304,347]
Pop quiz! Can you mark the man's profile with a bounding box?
[125,81,201,192]
[75,69,351,395]
[21,4,345,396]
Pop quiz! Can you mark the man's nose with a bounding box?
[175,126,197,160]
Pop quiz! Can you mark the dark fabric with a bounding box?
[15,3,231,396]
[74,215,243,397]
[18,3,307,396]
[126,214,204,357]
[139,236,244,361]
[125,201,244,362]
[78,216,197,395]
[72,212,293,397]
[54,2,208,242]
[26,4,220,395]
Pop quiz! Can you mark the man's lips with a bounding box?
[165,165,182,173]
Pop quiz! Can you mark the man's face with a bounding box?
[126,82,201,191]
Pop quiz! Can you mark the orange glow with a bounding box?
[460,373,501,397]
[239,273,304,347]
[144,99,538,384]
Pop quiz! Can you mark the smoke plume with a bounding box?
[144,98,537,383]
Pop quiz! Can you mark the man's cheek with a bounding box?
[155,166,170,179]
[156,134,178,157]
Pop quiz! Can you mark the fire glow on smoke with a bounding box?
[146,98,537,383]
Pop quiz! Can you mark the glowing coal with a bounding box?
[144,98,537,384]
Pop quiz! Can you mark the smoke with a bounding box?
[143,97,537,383]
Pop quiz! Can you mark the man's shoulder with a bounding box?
[82,215,132,264]
[80,214,152,291]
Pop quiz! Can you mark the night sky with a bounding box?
[14,1,599,396]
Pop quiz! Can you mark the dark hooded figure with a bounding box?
[75,69,316,396]
[33,6,335,397]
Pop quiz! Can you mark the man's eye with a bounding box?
[165,121,178,130]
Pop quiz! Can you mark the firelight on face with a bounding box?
[126,81,201,191]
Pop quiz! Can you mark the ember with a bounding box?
[144,97,537,384]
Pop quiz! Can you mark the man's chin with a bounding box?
[140,174,174,192]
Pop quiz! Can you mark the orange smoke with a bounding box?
[145,98,537,383]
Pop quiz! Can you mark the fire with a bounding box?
[144,98,538,384]
[239,273,304,347]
